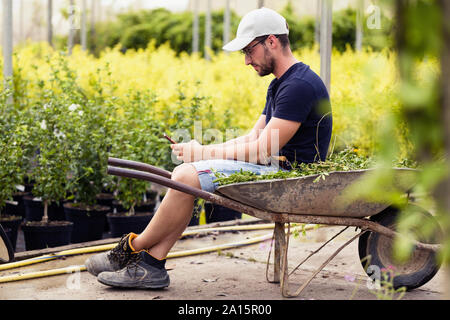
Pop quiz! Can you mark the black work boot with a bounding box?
[97,250,170,289]
[85,233,140,276]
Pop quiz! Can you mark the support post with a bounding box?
[315,0,321,45]
[223,0,230,49]
[47,0,53,47]
[68,0,75,55]
[90,0,96,54]
[356,0,364,51]
[81,0,87,51]
[19,0,24,43]
[320,0,332,94]
[205,0,212,60]
[192,0,199,53]
[2,0,13,104]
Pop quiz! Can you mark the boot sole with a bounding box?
[97,274,170,289]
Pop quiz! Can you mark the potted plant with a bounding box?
[20,100,73,251]
[96,177,117,234]
[0,132,25,251]
[63,100,112,243]
[4,188,29,222]
[0,87,32,250]
[106,91,162,237]
[107,177,156,237]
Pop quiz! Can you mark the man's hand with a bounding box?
[171,140,204,163]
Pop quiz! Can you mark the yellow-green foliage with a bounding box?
[0,41,438,156]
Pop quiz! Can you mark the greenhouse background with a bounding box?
[0,0,449,301]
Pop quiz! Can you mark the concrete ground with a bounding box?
[0,220,446,300]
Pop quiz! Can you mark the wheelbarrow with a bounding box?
[107,157,442,298]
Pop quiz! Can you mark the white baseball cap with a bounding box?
[223,7,289,52]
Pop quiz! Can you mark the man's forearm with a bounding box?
[202,138,270,164]
[217,131,258,147]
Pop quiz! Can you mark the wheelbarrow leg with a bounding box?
[273,222,286,283]
[279,224,367,298]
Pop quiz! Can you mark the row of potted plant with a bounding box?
[1,55,242,251]
[0,85,33,250]
[0,58,161,250]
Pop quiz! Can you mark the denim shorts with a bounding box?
[190,159,285,193]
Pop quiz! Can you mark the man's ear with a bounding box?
[268,35,278,49]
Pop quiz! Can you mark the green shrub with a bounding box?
[0,85,34,216]
[280,2,316,51]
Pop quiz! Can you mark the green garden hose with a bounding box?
[0,223,318,283]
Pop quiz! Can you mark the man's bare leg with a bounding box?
[130,163,201,259]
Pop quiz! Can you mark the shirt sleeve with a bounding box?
[272,79,316,123]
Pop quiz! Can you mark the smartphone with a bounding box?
[163,133,177,144]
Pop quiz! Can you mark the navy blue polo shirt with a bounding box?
[262,62,332,168]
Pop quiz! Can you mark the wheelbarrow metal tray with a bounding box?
[215,168,417,218]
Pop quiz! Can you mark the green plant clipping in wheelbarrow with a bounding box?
[211,148,420,218]
[213,148,417,186]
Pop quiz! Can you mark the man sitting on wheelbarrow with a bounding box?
[85,7,333,290]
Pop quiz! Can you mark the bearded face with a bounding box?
[255,45,275,77]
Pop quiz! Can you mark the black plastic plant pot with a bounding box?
[112,200,156,215]
[48,201,66,221]
[96,193,115,208]
[64,203,110,243]
[111,200,125,213]
[23,196,66,221]
[4,192,30,221]
[135,200,156,213]
[96,193,114,232]
[23,176,35,193]
[146,190,158,202]
[204,203,242,224]
[0,215,22,251]
[21,221,73,251]
[107,212,154,238]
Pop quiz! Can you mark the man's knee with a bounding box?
[171,163,201,188]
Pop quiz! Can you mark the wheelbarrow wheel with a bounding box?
[358,204,442,291]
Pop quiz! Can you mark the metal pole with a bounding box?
[48,0,53,47]
[20,0,24,43]
[205,0,212,60]
[90,0,96,54]
[68,0,75,55]
[2,0,13,91]
[81,0,87,51]
[320,0,332,94]
[97,0,101,23]
[315,0,321,45]
[223,0,230,48]
[355,0,364,51]
[192,0,199,53]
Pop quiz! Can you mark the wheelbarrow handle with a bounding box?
[108,157,172,179]
[106,165,261,218]
[107,165,212,200]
